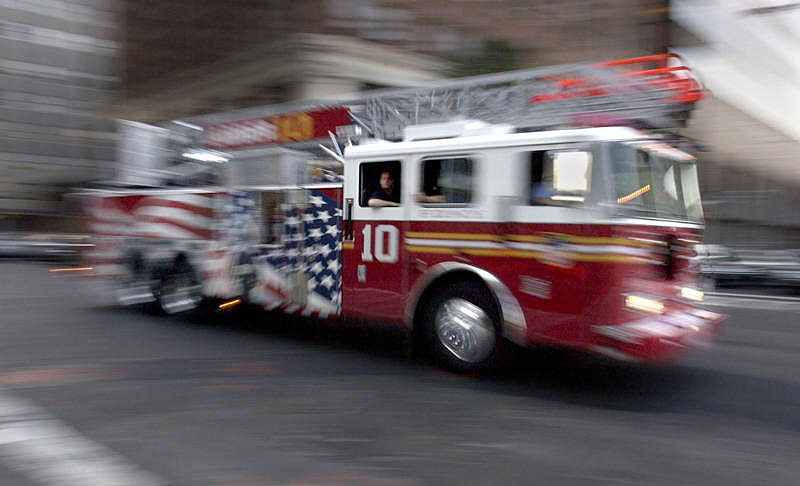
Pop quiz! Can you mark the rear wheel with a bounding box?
[114,252,155,307]
[157,259,202,315]
[421,280,505,372]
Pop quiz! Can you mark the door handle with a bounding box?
[344,198,354,240]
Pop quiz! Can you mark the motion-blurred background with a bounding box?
[1,5,800,486]
[1,1,799,267]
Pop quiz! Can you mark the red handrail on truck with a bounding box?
[531,53,704,105]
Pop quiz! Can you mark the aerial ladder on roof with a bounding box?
[344,53,704,141]
[181,53,704,163]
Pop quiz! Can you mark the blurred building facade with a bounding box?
[119,0,672,121]
[0,0,119,230]
[671,0,800,248]
[119,0,452,122]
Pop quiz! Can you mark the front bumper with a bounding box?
[591,307,725,363]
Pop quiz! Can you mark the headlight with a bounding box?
[680,287,704,302]
[625,295,664,314]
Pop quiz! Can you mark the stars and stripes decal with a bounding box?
[84,188,344,315]
[84,192,220,278]
[86,193,218,240]
[220,191,258,244]
[300,191,342,307]
[257,189,342,317]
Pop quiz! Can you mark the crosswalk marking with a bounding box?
[0,390,165,486]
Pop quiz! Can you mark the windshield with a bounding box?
[609,142,703,222]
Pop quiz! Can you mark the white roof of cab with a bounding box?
[345,126,648,159]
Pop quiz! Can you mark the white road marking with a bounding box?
[0,390,166,486]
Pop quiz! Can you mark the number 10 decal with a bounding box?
[361,224,399,263]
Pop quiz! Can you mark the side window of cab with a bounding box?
[417,156,474,205]
[359,161,401,208]
[528,150,592,205]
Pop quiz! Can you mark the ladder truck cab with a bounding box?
[82,54,723,370]
[342,121,719,368]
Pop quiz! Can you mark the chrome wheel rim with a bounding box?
[115,278,155,306]
[434,298,495,363]
[160,272,202,314]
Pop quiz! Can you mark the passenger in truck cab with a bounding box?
[368,170,400,207]
[415,180,445,204]
[415,190,446,204]
[415,160,447,204]
[529,151,555,205]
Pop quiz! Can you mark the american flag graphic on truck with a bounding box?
[84,188,342,318]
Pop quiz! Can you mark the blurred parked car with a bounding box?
[758,250,800,289]
[696,244,800,291]
[0,233,91,262]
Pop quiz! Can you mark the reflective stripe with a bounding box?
[507,241,650,257]
[405,232,500,241]
[405,238,504,249]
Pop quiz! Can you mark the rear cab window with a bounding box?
[417,156,475,205]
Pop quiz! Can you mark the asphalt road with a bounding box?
[0,262,798,486]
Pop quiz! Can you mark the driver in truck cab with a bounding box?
[368,170,400,207]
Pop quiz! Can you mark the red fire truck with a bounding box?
[81,54,724,370]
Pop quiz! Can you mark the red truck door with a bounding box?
[341,159,407,324]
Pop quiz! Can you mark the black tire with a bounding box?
[155,259,203,316]
[421,280,507,372]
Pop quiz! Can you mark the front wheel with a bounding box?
[422,281,506,372]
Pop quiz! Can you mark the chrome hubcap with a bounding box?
[160,272,201,314]
[435,298,495,363]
